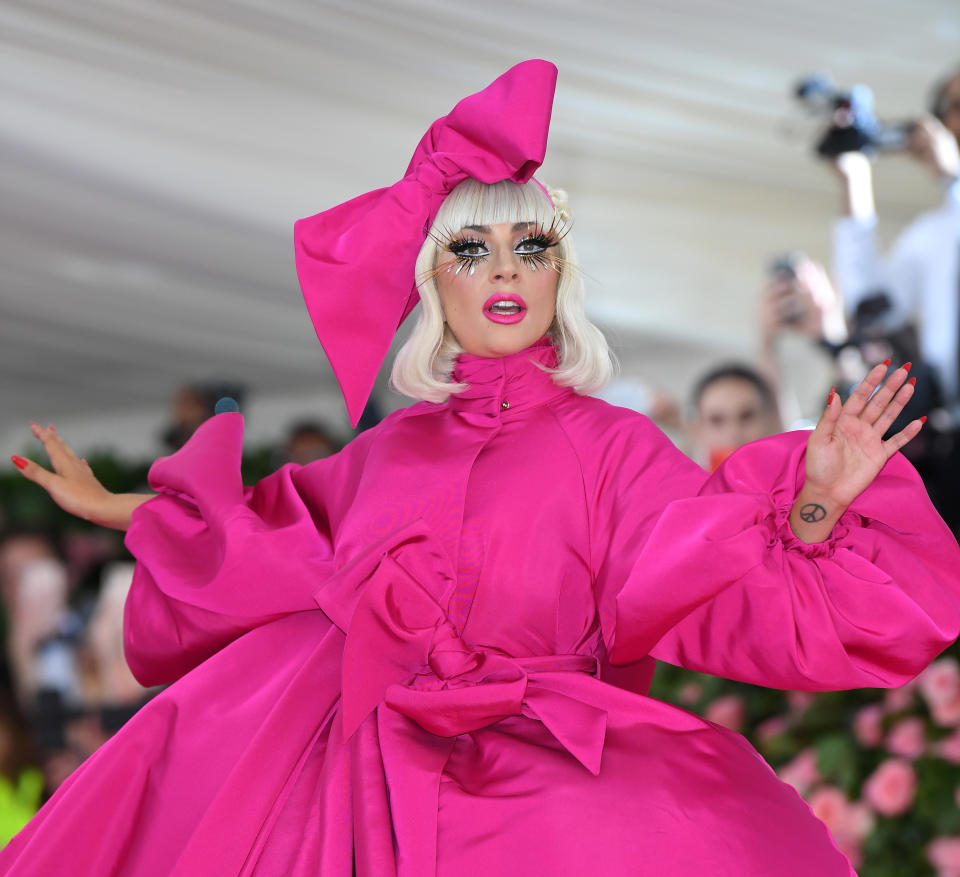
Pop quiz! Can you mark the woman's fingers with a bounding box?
[861,363,912,425]
[10,455,57,492]
[842,361,889,417]
[883,417,926,461]
[29,422,80,475]
[813,385,843,439]
[872,378,917,436]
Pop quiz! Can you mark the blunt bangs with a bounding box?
[431,179,558,240]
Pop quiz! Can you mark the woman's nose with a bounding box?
[490,249,521,281]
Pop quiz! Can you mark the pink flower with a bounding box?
[808,786,873,869]
[787,690,816,713]
[677,681,702,706]
[886,717,927,760]
[932,696,960,728]
[919,659,960,708]
[936,729,960,765]
[955,786,960,810]
[809,785,848,827]
[863,758,917,817]
[704,695,745,732]
[927,836,960,877]
[884,683,916,713]
[756,716,789,742]
[777,748,820,796]
[854,704,884,747]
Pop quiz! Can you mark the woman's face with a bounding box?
[435,221,560,358]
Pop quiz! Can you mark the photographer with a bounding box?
[830,66,960,413]
[829,66,960,535]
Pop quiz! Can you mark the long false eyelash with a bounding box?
[417,212,577,284]
[515,214,574,273]
[444,236,489,278]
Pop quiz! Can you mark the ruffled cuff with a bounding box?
[611,431,960,689]
[769,502,853,560]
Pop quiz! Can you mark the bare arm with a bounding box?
[11,423,153,531]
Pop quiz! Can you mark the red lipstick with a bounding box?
[483,294,527,324]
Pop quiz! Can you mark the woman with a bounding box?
[5,60,960,876]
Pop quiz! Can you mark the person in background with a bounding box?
[0,690,42,847]
[160,382,246,452]
[688,364,782,471]
[829,65,960,530]
[281,420,338,466]
[758,254,847,428]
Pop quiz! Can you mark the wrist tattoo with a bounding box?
[799,503,828,523]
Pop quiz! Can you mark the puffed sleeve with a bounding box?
[593,418,960,691]
[123,412,372,687]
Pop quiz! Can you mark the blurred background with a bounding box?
[2,0,960,873]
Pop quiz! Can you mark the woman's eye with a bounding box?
[515,236,549,255]
[448,239,489,259]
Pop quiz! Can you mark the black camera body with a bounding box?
[794,75,914,158]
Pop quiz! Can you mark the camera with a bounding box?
[767,252,806,325]
[794,75,915,158]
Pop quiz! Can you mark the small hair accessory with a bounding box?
[293,60,558,426]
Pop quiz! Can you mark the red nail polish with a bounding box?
[903,361,912,372]
[908,377,917,386]
[882,358,891,367]
[827,386,835,405]
[10,456,27,471]
[920,416,928,424]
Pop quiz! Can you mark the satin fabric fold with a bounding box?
[6,340,959,875]
[315,518,607,775]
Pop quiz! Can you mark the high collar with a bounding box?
[448,338,572,423]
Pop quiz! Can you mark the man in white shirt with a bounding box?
[831,67,960,418]
[831,67,960,535]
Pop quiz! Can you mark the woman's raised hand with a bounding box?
[11,424,148,531]
[789,361,923,543]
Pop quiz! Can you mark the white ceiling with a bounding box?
[2,0,958,458]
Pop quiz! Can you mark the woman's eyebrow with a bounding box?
[460,223,535,233]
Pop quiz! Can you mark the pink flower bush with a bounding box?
[927,836,960,877]
[676,681,702,706]
[919,658,960,706]
[932,696,960,728]
[936,729,960,765]
[777,748,820,796]
[808,786,874,869]
[854,704,884,748]
[704,695,745,732]
[862,758,917,817]
[885,716,927,760]
[755,716,789,743]
[883,683,916,713]
[919,659,960,727]
[786,690,816,713]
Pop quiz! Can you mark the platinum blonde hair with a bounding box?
[390,179,613,402]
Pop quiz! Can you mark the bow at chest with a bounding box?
[314,520,608,774]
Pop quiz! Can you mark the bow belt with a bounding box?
[314,520,608,774]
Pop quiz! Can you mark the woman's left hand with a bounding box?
[789,361,923,543]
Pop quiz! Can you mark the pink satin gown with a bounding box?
[3,339,959,876]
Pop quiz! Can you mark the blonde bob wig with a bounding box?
[390,179,614,403]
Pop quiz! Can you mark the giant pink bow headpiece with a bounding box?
[293,60,558,426]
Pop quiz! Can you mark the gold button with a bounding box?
[500,400,510,410]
